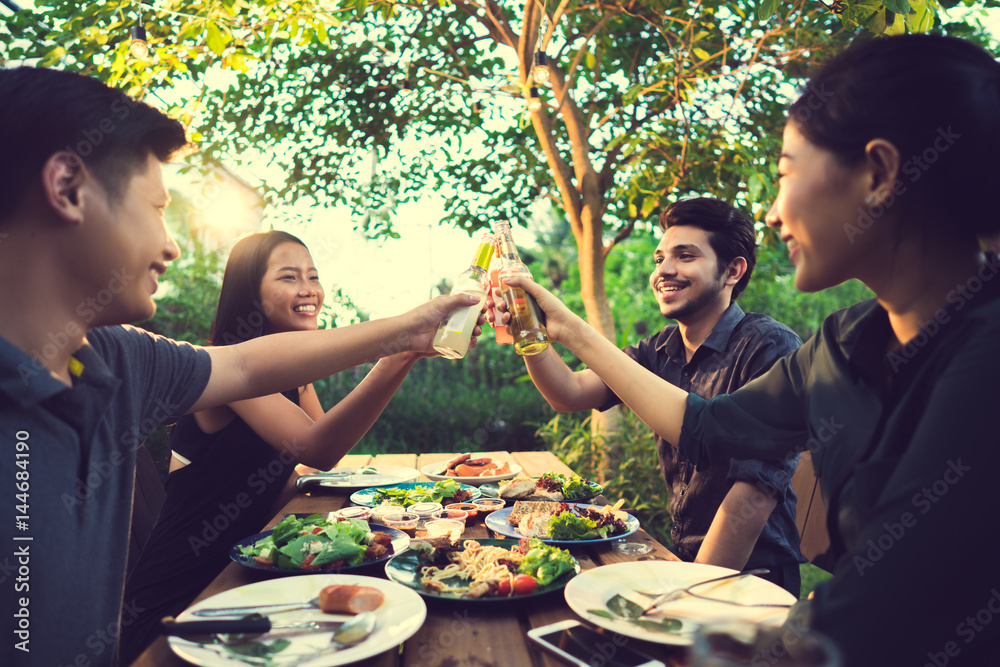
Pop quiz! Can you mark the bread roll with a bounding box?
[318,585,384,613]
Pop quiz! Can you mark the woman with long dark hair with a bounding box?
[121,230,440,662]
[498,35,1000,665]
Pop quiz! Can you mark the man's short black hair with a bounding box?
[658,197,757,302]
[0,67,188,221]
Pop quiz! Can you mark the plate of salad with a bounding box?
[485,503,639,544]
[384,537,579,601]
[231,513,410,574]
[349,480,481,508]
[480,472,604,502]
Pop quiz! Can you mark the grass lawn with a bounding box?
[800,563,834,599]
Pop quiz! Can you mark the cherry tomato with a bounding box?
[311,526,324,534]
[301,554,318,570]
[512,574,538,595]
[497,579,512,596]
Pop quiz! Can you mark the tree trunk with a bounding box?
[475,0,625,447]
[576,186,622,442]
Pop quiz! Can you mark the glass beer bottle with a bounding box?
[432,232,495,359]
[494,221,550,356]
[488,267,515,345]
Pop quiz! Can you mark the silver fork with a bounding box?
[633,568,791,615]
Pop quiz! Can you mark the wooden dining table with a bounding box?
[132,450,690,667]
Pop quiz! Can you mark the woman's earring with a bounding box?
[864,194,876,206]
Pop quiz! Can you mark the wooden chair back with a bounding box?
[791,450,832,568]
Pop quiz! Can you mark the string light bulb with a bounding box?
[532,52,550,85]
[527,87,542,112]
[129,24,149,59]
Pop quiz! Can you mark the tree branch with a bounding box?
[604,216,637,256]
[452,0,517,49]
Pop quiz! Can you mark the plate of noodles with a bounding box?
[384,538,580,601]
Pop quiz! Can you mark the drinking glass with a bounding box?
[691,620,841,667]
[611,540,653,556]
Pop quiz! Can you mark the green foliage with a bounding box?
[4,0,991,357]
[5,0,987,488]
[315,339,554,454]
[138,240,222,345]
[536,410,672,546]
[801,562,835,600]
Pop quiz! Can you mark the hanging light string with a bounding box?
[532,0,551,85]
[129,0,148,59]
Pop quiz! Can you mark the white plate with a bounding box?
[168,574,426,666]
[485,504,640,544]
[564,561,796,646]
[420,460,523,485]
[295,465,421,491]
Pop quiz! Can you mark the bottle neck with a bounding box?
[471,241,494,271]
[496,232,521,262]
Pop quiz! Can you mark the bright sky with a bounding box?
[165,159,496,322]
[262,197,497,322]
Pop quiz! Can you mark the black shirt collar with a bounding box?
[0,334,118,407]
[656,302,746,359]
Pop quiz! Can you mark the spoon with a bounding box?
[180,612,378,665]
[281,612,377,667]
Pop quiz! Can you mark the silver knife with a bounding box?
[162,616,348,637]
[295,472,398,488]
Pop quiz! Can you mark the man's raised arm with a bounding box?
[506,275,688,446]
[523,347,612,413]
[190,293,480,413]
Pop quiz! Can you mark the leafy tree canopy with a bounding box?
[2,0,995,341]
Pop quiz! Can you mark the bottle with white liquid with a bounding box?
[432,232,495,359]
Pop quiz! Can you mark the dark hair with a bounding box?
[0,67,188,221]
[658,197,757,302]
[210,231,308,346]
[787,34,1000,238]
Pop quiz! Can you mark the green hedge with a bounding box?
[315,340,555,454]
[536,410,672,547]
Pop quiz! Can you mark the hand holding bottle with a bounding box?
[393,293,486,357]
[433,232,495,359]
[494,221,549,356]
[489,275,589,350]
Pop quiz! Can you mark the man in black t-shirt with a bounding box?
[0,67,480,667]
